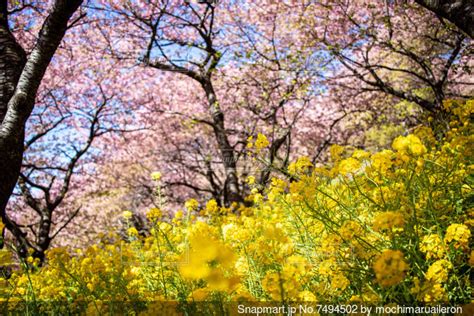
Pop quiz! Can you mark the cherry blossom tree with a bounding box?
[0,0,85,255]
[8,85,114,262]
[84,0,322,207]
[300,0,472,124]
[76,0,472,215]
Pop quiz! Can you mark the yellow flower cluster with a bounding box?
[373,211,405,232]
[185,198,199,211]
[146,207,162,222]
[287,156,313,175]
[0,99,472,313]
[373,250,409,287]
[420,234,445,259]
[247,133,270,153]
[392,134,427,156]
[150,171,162,181]
[444,223,471,249]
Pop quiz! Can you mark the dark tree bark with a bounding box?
[0,0,84,248]
[0,1,26,124]
[140,1,244,206]
[201,79,242,205]
[415,0,474,38]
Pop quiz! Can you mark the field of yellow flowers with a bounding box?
[1,99,473,315]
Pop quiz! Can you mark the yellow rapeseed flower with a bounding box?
[298,290,317,301]
[127,227,139,237]
[185,199,199,211]
[204,199,219,216]
[329,144,344,161]
[330,274,350,291]
[392,135,410,152]
[419,234,445,260]
[422,282,448,303]
[373,250,408,287]
[146,208,162,222]
[122,210,133,220]
[370,150,394,173]
[337,157,361,175]
[246,175,256,185]
[392,135,427,156]
[352,149,370,160]
[373,212,405,232]
[426,260,452,283]
[288,156,313,175]
[255,133,270,150]
[0,249,12,266]
[150,171,162,181]
[246,135,254,149]
[444,223,471,249]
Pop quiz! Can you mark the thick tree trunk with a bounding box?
[415,0,474,38]
[201,79,242,205]
[0,0,84,223]
[0,29,26,123]
[0,2,26,214]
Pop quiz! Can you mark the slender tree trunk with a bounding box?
[201,79,242,205]
[32,212,52,263]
